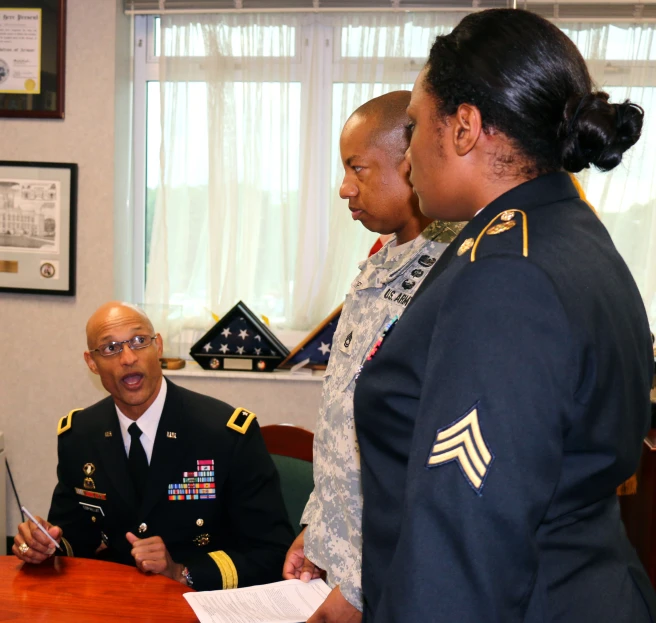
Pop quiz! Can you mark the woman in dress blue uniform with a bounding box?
[353,9,656,623]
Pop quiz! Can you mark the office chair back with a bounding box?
[261,424,314,536]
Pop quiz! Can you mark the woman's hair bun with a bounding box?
[561,91,644,173]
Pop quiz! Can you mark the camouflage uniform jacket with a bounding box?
[301,221,460,610]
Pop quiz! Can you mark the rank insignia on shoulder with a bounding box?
[426,404,494,495]
[227,408,256,434]
[58,409,83,435]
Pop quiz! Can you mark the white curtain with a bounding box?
[145,12,460,334]
[301,12,461,327]
[146,13,301,334]
[145,13,656,337]
[564,23,656,327]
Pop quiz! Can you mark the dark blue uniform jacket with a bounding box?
[49,378,294,591]
[354,173,656,622]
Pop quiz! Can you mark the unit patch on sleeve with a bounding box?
[426,404,494,495]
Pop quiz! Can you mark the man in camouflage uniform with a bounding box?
[283,91,462,623]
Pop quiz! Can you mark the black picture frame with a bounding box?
[0,161,77,296]
[0,0,66,119]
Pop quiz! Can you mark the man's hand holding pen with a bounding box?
[13,515,63,563]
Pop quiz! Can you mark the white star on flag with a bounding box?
[254,348,262,355]
[239,329,249,340]
[254,335,261,341]
[219,344,229,353]
[236,346,245,354]
[318,342,331,356]
[221,328,231,338]
[203,343,212,352]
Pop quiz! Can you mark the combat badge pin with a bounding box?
[457,238,474,256]
[426,404,494,495]
[83,464,96,490]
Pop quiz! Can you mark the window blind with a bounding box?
[124,0,656,21]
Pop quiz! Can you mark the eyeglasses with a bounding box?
[91,335,158,358]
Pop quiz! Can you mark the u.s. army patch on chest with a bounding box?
[383,288,413,308]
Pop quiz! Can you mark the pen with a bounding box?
[21,506,62,551]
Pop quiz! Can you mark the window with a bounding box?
[133,13,656,349]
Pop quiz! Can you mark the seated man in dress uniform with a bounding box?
[13,302,294,591]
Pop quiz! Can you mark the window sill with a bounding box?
[163,360,324,382]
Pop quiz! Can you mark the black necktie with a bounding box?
[128,423,149,501]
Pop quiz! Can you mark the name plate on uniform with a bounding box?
[79,501,105,516]
[223,358,252,371]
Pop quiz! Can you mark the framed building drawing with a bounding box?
[0,161,77,295]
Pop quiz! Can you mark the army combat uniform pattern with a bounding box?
[301,220,461,610]
[49,379,294,591]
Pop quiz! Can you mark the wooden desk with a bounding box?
[0,556,197,622]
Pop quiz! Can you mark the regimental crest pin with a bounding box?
[487,221,516,235]
[426,404,494,495]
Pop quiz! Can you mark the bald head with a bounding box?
[84,301,163,420]
[86,302,154,350]
[344,91,412,164]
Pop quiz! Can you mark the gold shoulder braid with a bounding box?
[57,409,83,435]
[471,210,528,262]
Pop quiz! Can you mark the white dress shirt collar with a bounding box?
[115,378,168,464]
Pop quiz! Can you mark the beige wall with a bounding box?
[0,0,126,537]
[166,372,322,431]
[0,1,323,539]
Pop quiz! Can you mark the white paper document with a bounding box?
[183,579,331,623]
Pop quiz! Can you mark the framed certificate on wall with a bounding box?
[0,0,66,119]
[0,161,77,296]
